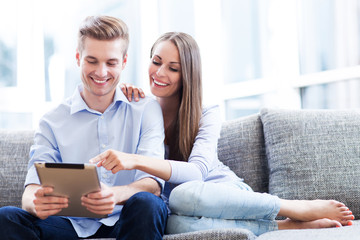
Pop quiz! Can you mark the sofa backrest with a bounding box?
[0,130,34,208]
[218,114,269,193]
[0,115,269,208]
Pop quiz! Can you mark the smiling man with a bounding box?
[0,16,167,240]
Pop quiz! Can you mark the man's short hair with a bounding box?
[77,15,129,57]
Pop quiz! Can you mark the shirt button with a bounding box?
[101,144,106,148]
[100,116,104,119]
[102,173,108,179]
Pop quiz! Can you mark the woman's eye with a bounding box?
[170,68,179,72]
[152,60,160,65]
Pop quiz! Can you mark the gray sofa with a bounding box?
[1,108,360,239]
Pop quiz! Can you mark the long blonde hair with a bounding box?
[151,32,203,161]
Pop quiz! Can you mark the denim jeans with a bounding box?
[0,192,167,240]
[166,180,280,236]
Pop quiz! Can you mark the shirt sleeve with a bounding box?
[25,116,62,186]
[133,99,166,188]
[168,105,222,184]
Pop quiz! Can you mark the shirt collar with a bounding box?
[70,84,130,115]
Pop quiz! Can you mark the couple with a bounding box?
[0,15,354,239]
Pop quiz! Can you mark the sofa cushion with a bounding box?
[218,114,268,193]
[0,130,34,208]
[256,220,360,240]
[164,228,256,240]
[260,108,360,218]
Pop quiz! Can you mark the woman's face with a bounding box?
[148,40,182,99]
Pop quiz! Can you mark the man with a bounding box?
[0,16,167,239]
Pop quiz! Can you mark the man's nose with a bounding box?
[96,63,108,77]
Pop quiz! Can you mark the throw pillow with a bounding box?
[218,114,269,193]
[260,108,360,218]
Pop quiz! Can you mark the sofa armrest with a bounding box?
[0,130,34,208]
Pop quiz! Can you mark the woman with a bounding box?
[90,32,354,235]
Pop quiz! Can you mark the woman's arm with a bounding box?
[91,106,222,184]
[90,150,172,181]
[167,105,222,183]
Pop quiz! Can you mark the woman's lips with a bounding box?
[153,78,169,86]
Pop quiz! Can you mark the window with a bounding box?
[223,0,360,119]
[0,2,17,88]
[1,0,360,129]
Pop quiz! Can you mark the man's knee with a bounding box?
[125,192,167,216]
[118,192,167,239]
[0,206,23,221]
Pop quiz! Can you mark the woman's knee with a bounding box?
[168,181,208,215]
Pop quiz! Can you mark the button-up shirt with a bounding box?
[25,84,165,237]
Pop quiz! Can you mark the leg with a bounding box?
[278,199,354,225]
[116,192,167,240]
[166,214,277,236]
[170,181,354,226]
[278,218,342,229]
[0,206,78,240]
[169,181,280,221]
[0,206,40,240]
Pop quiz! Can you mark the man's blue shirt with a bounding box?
[25,84,165,237]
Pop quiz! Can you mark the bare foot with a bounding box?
[278,218,342,230]
[278,199,354,225]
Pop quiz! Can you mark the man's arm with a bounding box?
[22,184,69,219]
[113,177,162,204]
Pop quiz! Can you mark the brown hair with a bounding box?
[151,32,203,161]
[77,16,129,57]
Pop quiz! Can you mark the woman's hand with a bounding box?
[89,149,137,174]
[120,83,145,102]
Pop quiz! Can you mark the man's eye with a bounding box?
[87,60,97,64]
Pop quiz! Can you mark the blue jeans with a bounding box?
[166,180,280,236]
[0,192,167,240]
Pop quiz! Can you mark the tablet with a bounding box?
[34,162,107,218]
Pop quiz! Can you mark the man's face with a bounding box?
[76,37,127,102]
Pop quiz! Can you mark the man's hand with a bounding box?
[81,183,116,215]
[31,186,69,219]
